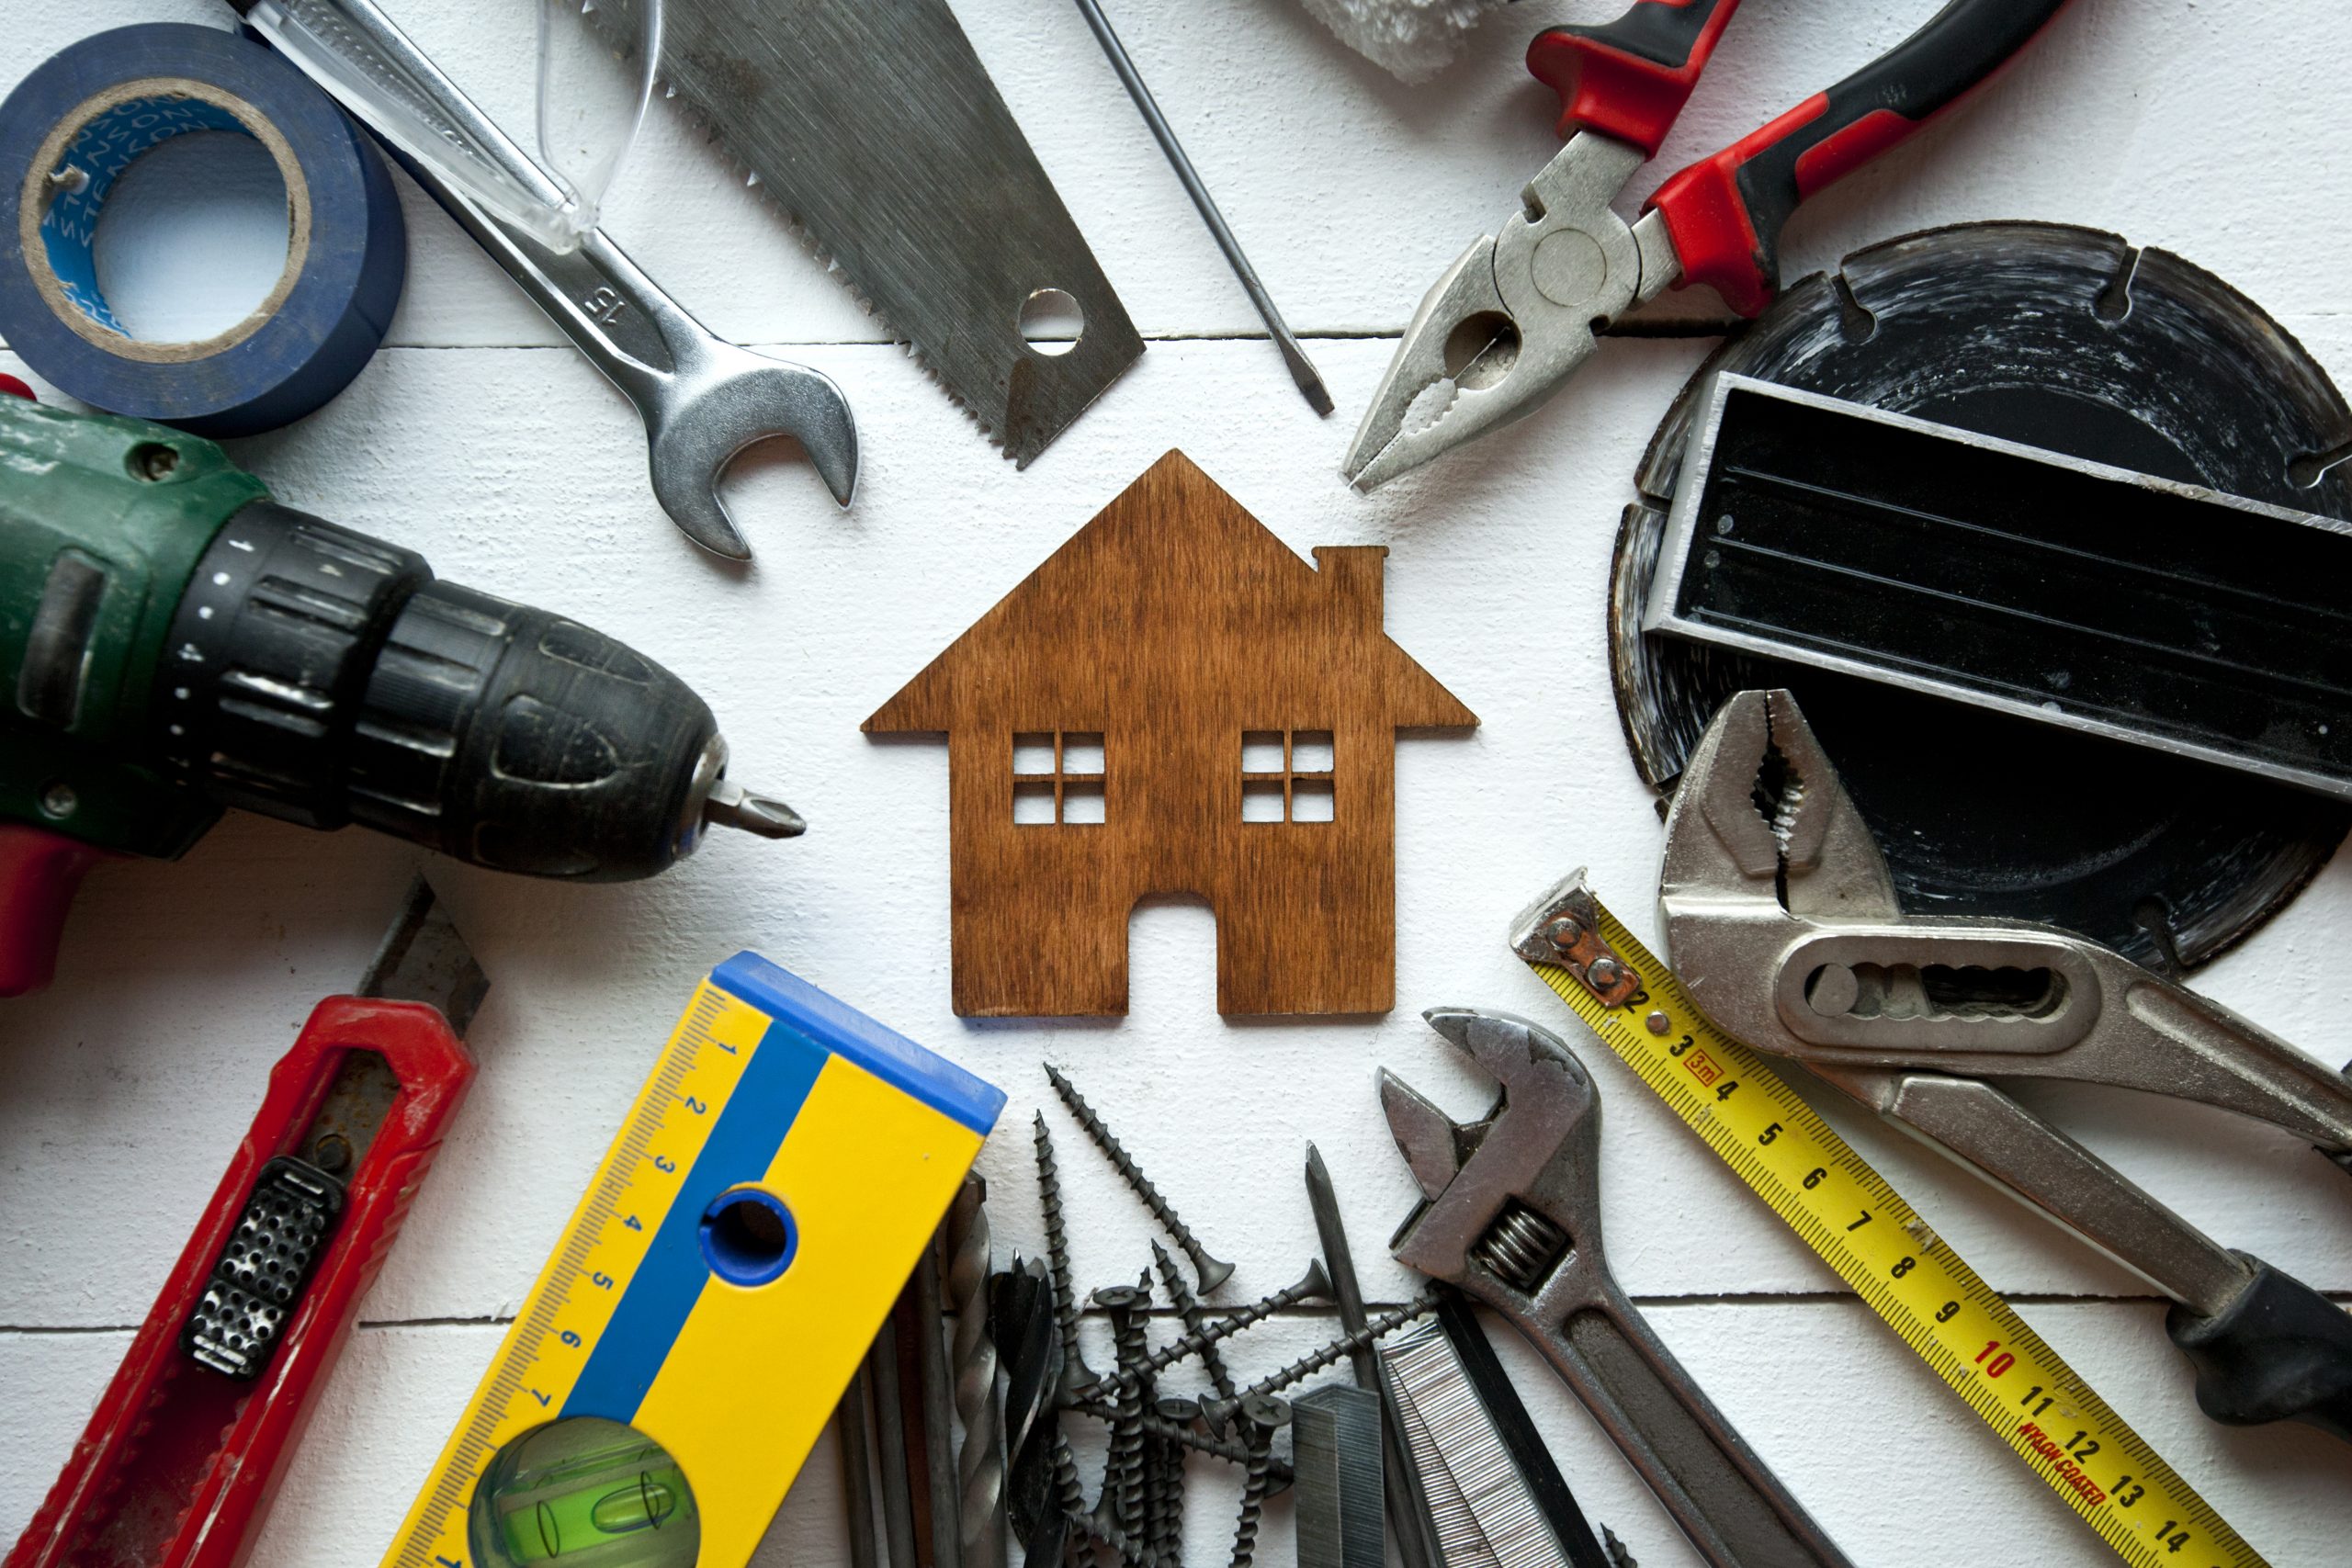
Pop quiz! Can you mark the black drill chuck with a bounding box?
[153,501,798,881]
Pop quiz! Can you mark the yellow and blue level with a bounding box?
[382,953,1004,1568]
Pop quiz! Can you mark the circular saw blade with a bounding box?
[1611,221,2352,972]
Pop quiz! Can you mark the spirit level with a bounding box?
[380,953,1005,1568]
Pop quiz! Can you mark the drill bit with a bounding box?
[992,1258,1061,1551]
[1045,1065,1234,1292]
[1068,0,1330,416]
[703,776,808,838]
[915,1243,964,1568]
[837,1371,883,1568]
[948,1179,1008,1568]
[1305,1143,1443,1568]
[869,1315,923,1568]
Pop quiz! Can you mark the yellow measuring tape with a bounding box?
[1521,891,2267,1568]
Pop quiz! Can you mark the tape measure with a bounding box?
[1521,891,2267,1568]
[381,953,1004,1568]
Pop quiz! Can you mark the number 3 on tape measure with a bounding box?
[1520,886,2270,1568]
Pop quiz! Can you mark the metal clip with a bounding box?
[1508,873,1639,1007]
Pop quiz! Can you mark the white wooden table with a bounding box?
[5,3,2348,1563]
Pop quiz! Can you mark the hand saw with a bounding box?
[604,0,1143,466]
[9,879,486,1568]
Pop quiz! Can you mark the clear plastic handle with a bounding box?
[239,0,660,254]
[537,0,662,235]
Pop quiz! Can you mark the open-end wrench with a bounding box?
[1382,1007,1855,1568]
[237,0,857,560]
[421,186,858,561]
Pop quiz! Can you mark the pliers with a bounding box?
[1341,0,2074,491]
[1657,689,2352,1440]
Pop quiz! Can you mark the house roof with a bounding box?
[864,450,1476,734]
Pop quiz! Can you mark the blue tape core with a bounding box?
[697,1187,799,1287]
[41,96,264,338]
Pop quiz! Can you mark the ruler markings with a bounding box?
[1525,901,2266,1568]
[388,991,746,1567]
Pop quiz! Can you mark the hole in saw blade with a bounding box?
[1019,288,1086,355]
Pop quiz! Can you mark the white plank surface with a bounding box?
[3,2,2349,1564]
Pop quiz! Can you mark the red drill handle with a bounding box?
[0,378,84,1000]
[0,825,118,998]
[1646,0,2073,315]
[1527,0,1744,158]
[6,997,476,1568]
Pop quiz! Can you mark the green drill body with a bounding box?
[0,400,263,859]
[0,397,797,998]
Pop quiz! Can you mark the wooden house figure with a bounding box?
[865,451,1477,1017]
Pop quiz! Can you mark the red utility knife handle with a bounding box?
[1646,0,2073,316]
[1528,0,1744,158]
[7,997,476,1568]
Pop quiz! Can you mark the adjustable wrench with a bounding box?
[1382,1007,1855,1568]
[1659,688,2352,1438]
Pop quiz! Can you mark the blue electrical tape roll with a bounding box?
[0,24,404,437]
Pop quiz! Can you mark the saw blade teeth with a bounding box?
[621,69,1019,457]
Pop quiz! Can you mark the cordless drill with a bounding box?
[0,395,801,997]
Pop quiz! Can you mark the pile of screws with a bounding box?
[1012,1064,1437,1568]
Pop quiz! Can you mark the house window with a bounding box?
[1242,729,1334,823]
[1013,731,1104,825]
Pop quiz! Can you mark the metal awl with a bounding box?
[1070,0,1331,415]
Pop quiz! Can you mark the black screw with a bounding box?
[1069,1506,1172,1568]
[1228,1394,1291,1568]
[1050,1434,1102,1568]
[1082,1262,1329,1409]
[1046,1064,1235,1292]
[1069,1405,1294,1486]
[1035,1111,1098,1401]
[1202,1290,1440,1433]
[1152,1239,1237,1402]
[1091,1281,1152,1539]
[1148,1394,1196,1562]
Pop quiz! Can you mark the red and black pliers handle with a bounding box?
[1530,0,2073,315]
